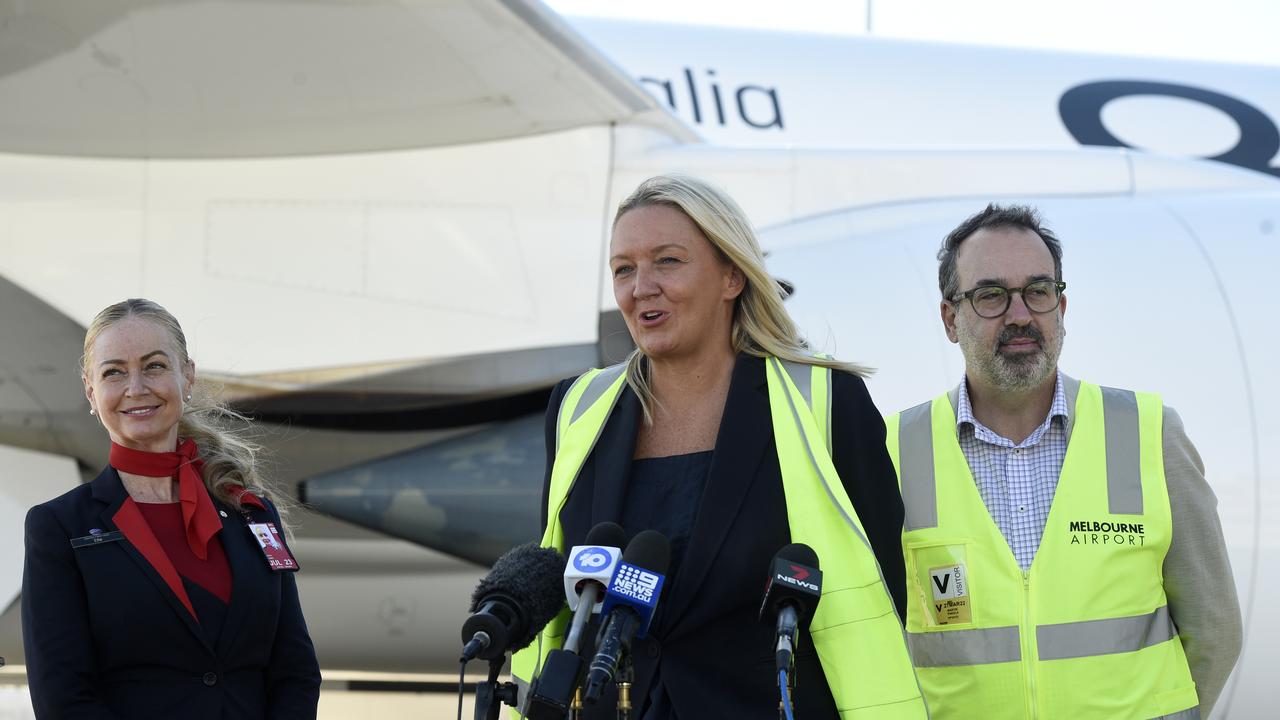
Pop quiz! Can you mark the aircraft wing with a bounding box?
[0,277,102,468]
[0,278,99,613]
[0,0,697,158]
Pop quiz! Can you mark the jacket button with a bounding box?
[202,672,218,686]
[647,643,660,659]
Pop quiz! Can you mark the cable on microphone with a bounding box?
[779,668,796,720]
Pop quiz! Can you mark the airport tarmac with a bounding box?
[0,685,477,718]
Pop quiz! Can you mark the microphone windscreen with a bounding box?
[584,521,626,549]
[776,542,820,570]
[470,542,567,650]
[623,530,671,575]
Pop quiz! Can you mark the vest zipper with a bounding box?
[1022,569,1038,718]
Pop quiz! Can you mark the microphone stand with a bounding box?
[615,638,634,720]
[473,657,518,720]
[609,648,629,712]
[570,687,584,720]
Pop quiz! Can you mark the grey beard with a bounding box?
[960,324,1062,393]
[986,347,1053,391]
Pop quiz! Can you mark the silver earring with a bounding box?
[185,394,192,401]
[89,408,96,416]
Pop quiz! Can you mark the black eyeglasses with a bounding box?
[951,279,1066,319]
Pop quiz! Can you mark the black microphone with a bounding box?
[460,542,567,663]
[759,543,822,674]
[583,530,671,705]
[525,522,628,719]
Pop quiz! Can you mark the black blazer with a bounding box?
[21,466,321,719]
[541,354,906,720]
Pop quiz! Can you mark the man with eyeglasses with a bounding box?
[885,204,1240,719]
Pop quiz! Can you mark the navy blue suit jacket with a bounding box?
[21,466,321,719]
[542,354,907,719]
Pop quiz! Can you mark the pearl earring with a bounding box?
[89,408,96,416]
[185,394,192,401]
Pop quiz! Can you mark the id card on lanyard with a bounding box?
[246,518,299,572]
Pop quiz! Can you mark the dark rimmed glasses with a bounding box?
[951,279,1066,319]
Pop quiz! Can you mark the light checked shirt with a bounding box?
[956,372,1069,570]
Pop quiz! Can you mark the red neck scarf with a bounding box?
[109,438,223,560]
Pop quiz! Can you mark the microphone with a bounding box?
[562,522,627,652]
[759,543,822,675]
[525,522,627,720]
[582,530,670,705]
[459,542,567,663]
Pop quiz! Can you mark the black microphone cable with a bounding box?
[457,659,466,720]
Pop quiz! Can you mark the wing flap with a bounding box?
[0,0,695,158]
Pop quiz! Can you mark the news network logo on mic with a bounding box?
[771,561,821,595]
[573,547,613,573]
[608,562,663,606]
[565,544,621,612]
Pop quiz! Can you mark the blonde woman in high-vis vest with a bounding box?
[886,204,1241,719]
[510,174,926,719]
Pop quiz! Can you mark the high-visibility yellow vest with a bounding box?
[511,357,928,719]
[886,381,1199,719]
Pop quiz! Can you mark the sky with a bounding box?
[545,0,1280,68]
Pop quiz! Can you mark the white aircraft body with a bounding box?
[0,2,1274,717]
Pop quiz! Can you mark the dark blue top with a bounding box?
[621,450,714,720]
[621,450,714,581]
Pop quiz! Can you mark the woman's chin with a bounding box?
[111,428,179,453]
[637,342,678,361]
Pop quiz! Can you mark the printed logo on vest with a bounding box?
[1068,520,1146,546]
[929,564,971,625]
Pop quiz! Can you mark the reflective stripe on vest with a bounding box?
[899,386,1143,530]
[510,363,629,712]
[779,357,833,452]
[889,381,1199,719]
[513,357,928,719]
[905,606,1178,666]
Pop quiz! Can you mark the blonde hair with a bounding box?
[82,299,291,528]
[613,174,869,420]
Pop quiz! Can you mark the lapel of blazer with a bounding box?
[91,466,211,651]
[214,501,267,657]
[663,354,771,622]
[588,388,642,531]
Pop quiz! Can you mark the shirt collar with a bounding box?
[956,370,1069,443]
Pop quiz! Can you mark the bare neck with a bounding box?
[119,471,179,503]
[965,372,1057,445]
[648,345,737,412]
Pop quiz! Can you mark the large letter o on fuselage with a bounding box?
[1059,80,1280,178]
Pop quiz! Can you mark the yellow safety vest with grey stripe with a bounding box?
[886,381,1199,719]
[510,357,929,719]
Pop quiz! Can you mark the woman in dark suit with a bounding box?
[512,175,925,719]
[21,298,320,719]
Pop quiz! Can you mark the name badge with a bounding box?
[929,563,972,625]
[71,530,125,548]
[248,522,298,572]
